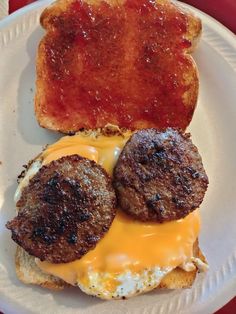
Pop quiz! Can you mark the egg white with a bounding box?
[75,267,173,300]
[14,159,42,203]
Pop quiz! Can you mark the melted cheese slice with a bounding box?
[42,131,131,174]
[36,132,200,286]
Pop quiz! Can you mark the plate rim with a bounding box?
[0,1,236,313]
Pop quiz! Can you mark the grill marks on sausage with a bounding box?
[113,128,208,222]
[6,155,116,263]
[30,173,92,247]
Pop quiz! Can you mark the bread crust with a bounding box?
[15,246,67,290]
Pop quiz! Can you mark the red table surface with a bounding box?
[6,1,236,314]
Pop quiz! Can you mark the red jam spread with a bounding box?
[41,0,196,131]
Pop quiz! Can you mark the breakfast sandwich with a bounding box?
[7,126,208,299]
[6,0,209,301]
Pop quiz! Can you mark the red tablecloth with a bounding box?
[6,1,236,314]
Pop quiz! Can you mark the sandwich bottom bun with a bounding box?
[13,125,208,299]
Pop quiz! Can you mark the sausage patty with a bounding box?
[7,155,116,263]
[113,128,208,222]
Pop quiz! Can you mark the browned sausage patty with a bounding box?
[6,155,116,263]
[113,128,208,222]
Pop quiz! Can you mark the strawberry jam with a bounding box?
[39,0,197,131]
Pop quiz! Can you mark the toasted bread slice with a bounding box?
[15,246,66,291]
[15,239,207,297]
[35,0,201,133]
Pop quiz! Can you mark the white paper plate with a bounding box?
[0,1,236,313]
